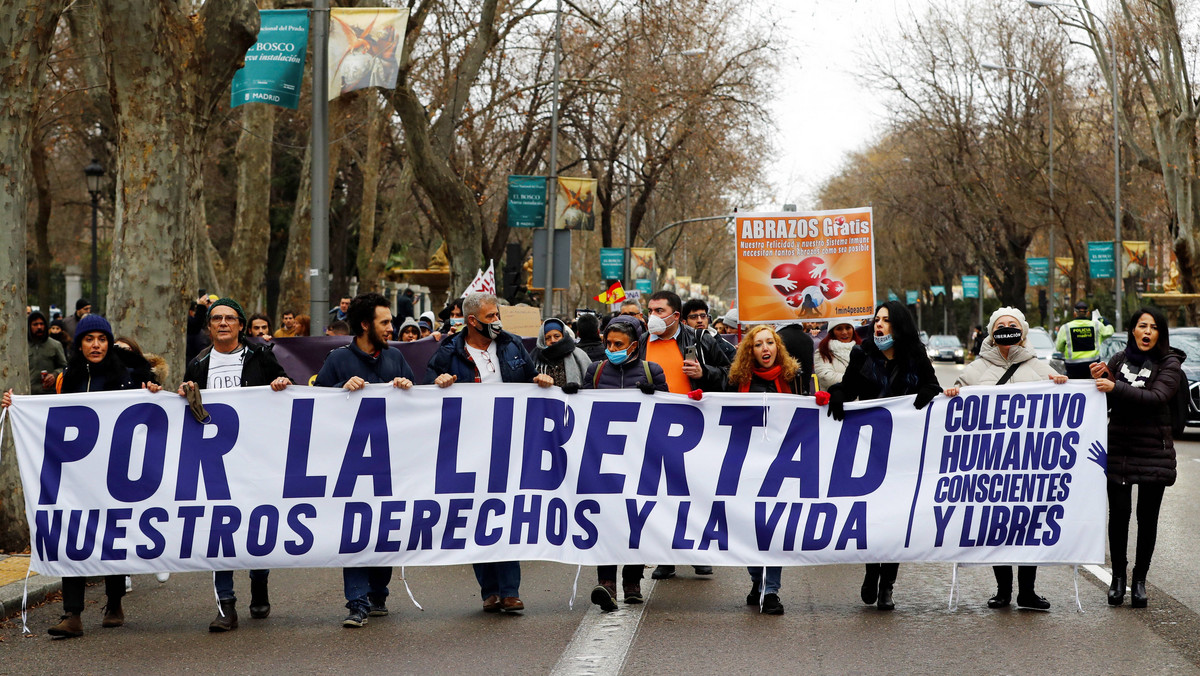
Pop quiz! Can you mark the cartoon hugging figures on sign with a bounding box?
[770,256,845,317]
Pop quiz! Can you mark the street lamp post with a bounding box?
[1027,0,1121,330]
[541,0,564,320]
[83,159,105,306]
[982,62,1055,328]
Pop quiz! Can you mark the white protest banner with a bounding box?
[7,382,1107,577]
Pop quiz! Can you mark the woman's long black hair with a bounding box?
[1127,306,1171,360]
[876,300,921,357]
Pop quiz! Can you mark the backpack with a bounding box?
[592,359,653,389]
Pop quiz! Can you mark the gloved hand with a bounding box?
[814,390,830,406]
[827,388,845,421]
[687,389,703,401]
[913,386,939,410]
[562,382,580,395]
[637,381,656,395]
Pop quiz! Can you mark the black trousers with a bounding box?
[864,562,898,586]
[61,575,125,615]
[597,565,644,584]
[992,565,1037,594]
[1108,483,1167,580]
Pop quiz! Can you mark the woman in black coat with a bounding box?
[3,314,161,638]
[826,301,940,611]
[1090,307,1184,609]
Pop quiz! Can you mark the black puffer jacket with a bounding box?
[831,338,940,404]
[1105,348,1185,486]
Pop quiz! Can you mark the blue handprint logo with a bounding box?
[1087,441,1107,473]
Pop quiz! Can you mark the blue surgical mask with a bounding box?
[874,334,895,350]
[605,348,630,365]
[450,317,465,327]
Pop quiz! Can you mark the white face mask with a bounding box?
[648,314,668,336]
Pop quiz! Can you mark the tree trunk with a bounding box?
[227,102,276,310]
[97,0,258,377]
[355,95,383,286]
[31,125,54,311]
[279,141,312,321]
[0,0,69,550]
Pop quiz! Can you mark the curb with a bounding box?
[0,574,62,620]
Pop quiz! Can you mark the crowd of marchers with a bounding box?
[8,289,1179,636]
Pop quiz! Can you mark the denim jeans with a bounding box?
[473,561,521,598]
[214,569,269,602]
[344,566,392,613]
[748,566,782,595]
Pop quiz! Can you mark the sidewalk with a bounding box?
[0,554,61,619]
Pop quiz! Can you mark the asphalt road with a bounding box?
[2,361,1198,674]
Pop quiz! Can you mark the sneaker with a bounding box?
[746,584,761,606]
[761,593,785,615]
[651,565,676,580]
[591,583,618,612]
[342,609,368,628]
[368,600,389,617]
[155,572,171,583]
[623,582,644,604]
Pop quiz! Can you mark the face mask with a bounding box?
[874,334,895,351]
[648,314,669,336]
[475,318,503,340]
[450,317,465,328]
[993,327,1022,346]
[605,348,630,365]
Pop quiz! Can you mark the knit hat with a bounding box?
[75,298,91,311]
[75,314,114,343]
[607,314,643,336]
[543,319,566,335]
[207,297,247,330]
[988,306,1028,339]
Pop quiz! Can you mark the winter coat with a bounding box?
[314,340,414,388]
[58,347,157,394]
[1104,347,1185,486]
[28,338,67,394]
[636,323,730,392]
[424,329,537,384]
[832,338,940,403]
[531,319,593,386]
[814,339,855,389]
[184,341,290,389]
[777,325,814,394]
[582,356,667,391]
[954,341,1057,387]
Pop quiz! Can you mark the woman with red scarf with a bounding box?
[726,324,804,615]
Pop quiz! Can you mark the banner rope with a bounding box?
[1072,565,1083,613]
[947,563,959,611]
[568,565,581,610]
[213,573,225,616]
[760,395,769,442]
[400,566,424,610]
[758,566,767,613]
[0,406,8,462]
[20,565,31,635]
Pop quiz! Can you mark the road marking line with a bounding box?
[1082,564,1112,586]
[551,578,657,676]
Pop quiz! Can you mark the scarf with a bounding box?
[535,334,577,364]
[1119,343,1157,388]
[739,364,791,394]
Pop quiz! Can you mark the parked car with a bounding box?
[1092,333,1199,438]
[926,334,965,364]
[1026,327,1056,363]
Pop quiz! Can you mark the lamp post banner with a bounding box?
[735,208,876,325]
[230,9,310,109]
[8,381,1106,576]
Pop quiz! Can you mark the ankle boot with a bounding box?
[876,583,895,611]
[860,564,880,605]
[249,578,271,619]
[47,612,83,638]
[1130,579,1148,608]
[101,597,125,627]
[1107,576,1126,606]
[209,599,238,632]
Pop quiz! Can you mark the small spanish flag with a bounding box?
[594,281,627,304]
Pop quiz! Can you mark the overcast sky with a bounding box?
[761,0,928,210]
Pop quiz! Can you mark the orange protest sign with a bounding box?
[735,208,876,324]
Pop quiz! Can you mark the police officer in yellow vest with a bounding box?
[1055,300,1115,378]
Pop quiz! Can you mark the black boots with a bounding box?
[987,592,1011,609]
[209,599,238,632]
[1131,579,1148,608]
[1108,575,1127,606]
[860,564,879,605]
[249,578,271,619]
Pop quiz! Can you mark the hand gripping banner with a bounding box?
[7,382,1107,577]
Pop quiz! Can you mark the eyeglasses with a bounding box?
[477,351,496,373]
[210,315,240,325]
[687,313,708,320]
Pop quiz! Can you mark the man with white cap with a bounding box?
[944,306,1069,611]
